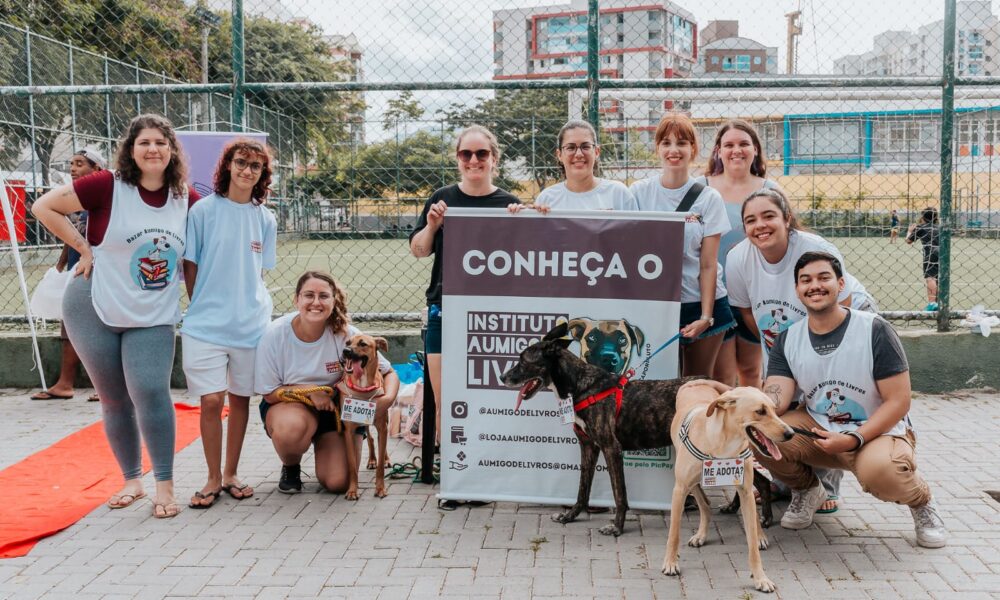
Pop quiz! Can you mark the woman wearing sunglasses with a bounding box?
[409,126,520,508]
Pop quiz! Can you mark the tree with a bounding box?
[383,91,424,132]
[344,130,453,198]
[440,88,571,192]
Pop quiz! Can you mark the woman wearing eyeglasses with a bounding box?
[534,120,637,211]
[181,138,277,509]
[409,125,519,495]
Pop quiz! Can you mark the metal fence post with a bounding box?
[25,27,39,196]
[938,0,957,331]
[231,0,246,131]
[586,0,600,130]
[69,41,78,151]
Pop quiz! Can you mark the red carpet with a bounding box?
[0,403,218,558]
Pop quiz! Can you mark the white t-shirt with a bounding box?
[181,193,277,348]
[536,179,638,211]
[254,314,392,395]
[630,176,730,303]
[783,310,908,437]
[693,176,780,271]
[725,230,871,372]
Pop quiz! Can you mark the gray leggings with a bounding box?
[63,274,176,482]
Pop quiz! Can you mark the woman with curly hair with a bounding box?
[32,114,200,519]
[254,272,399,494]
[182,138,277,508]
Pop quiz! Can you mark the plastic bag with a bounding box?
[959,304,1000,337]
[29,267,71,320]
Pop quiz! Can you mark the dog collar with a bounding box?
[342,372,385,401]
[678,407,752,462]
[573,374,630,418]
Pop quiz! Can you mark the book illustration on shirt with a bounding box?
[131,237,177,291]
[758,307,792,348]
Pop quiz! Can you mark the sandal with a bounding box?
[222,483,254,500]
[107,491,146,509]
[188,489,222,509]
[87,393,100,402]
[816,495,840,514]
[152,501,180,519]
[31,390,74,400]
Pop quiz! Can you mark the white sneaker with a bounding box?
[911,499,947,548]
[781,481,827,530]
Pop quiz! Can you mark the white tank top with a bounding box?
[91,176,187,327]
[783,310,908,437]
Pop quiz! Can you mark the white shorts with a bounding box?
[181,334,257,398]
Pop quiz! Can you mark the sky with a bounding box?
[236,0,999,138]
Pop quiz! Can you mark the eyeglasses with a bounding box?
[560,143,596,154]
[457,149,492,162]
[233,157,264,173]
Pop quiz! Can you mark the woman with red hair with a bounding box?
[181,138,278,508]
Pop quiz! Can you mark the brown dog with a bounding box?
[336,334,393,500]
[662,381,794,594]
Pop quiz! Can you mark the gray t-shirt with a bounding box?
[767,310,909,381]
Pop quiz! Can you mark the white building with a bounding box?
[492,0,698,141]
[833,1,998,76]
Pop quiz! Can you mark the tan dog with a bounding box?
[662,381,794,593]
[336,334,392,500]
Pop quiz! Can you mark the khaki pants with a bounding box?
[756,407,931,508]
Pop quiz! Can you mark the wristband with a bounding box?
[845,430,865,450]
[700,314,715,327]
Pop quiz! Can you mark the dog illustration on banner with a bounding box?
[814,386,868,424]
[757,308,791,349]
[567,317,645,376]
[131,237,178,291]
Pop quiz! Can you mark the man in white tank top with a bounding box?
[756,251,946,549]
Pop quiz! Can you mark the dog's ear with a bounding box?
[549,337,573,352]
[543,322,568,341]
[706,392,738,417]
[373,337,389,353]
[567,318,588,341]
[624,320,644,350]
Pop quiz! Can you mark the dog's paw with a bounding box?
[345,487,360,501]
[551,511,576,524]
[758,535,770,550]
[661,561,680,576]
[687,533,706,548]
[754,575,776,593]
[366,458,377,470]
[760,514,773,529]
[720,500,739,514]
[598,523,622,537]
[374,484,388,498]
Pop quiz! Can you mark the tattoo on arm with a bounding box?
[763,383,783,408]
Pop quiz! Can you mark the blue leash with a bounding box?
[626,332,683,380]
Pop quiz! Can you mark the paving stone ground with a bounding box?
[1,388,998,599]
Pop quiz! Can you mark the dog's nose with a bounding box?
[783,428,794,441]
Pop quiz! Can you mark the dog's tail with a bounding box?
[678,379,730,396]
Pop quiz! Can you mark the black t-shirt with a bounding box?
[907,222,940,255]
[767,310,909,381]
[410,184,521,305]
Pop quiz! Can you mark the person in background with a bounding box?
[182,139,277,508]
[630,113,735,378]
[31,114,199,518]
[696,120,783,388]
[906,207,940,311]
[31,148,105,402]
[890,209,900,244]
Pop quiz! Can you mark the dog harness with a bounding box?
[276,386,343,432]
[677,407,752,461]
[573,373,630,417]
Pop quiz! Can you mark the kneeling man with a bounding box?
[758,251,946,548]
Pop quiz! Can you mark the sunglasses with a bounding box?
[457,149,491,162]
[233,157,264,173]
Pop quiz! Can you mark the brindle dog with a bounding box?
[501,322,697,536]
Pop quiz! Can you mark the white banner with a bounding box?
[440,208,686,509]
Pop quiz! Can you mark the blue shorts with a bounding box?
[679,297,736,345]
[424,304,442,354]
[724,305,760,344]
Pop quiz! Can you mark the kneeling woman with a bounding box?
[254,271,399,493]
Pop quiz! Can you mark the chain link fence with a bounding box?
[2,0,999,329]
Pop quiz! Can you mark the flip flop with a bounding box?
[87,393,100,402]
[221,483,254,500]
[31,390,74,400]
[816,495,840,514]
[188,489,222,509]
[107,491,146,509]
[153,501,180,519]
